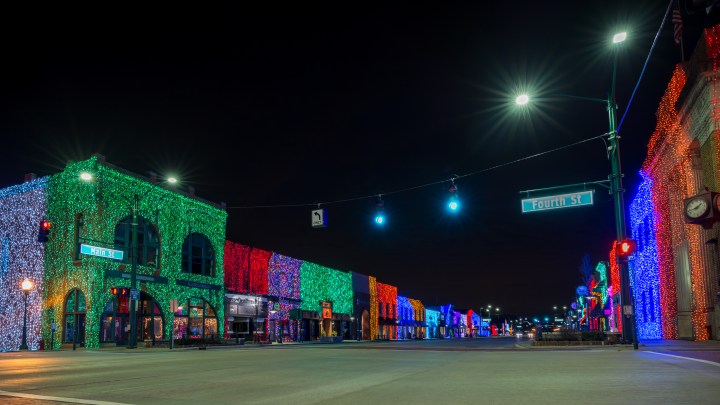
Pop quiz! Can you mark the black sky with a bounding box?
[2,2,719,317]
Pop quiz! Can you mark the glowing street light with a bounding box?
[82,171,179,349]
[20,278,34,350]
[512,31,638,349]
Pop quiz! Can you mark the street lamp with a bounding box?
[350,316,356,340]
[514,32,638,349]
[80,172,178,349]
[20,278,34,350]
[128,176,178,349]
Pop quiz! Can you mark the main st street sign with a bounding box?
[521,190,594,214]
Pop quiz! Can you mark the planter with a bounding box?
[320,336,343,343]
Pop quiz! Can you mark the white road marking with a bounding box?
[0,390,133,405]
[645,351,720,367]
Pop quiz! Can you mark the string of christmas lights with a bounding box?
[368,276,378,341]
[629,172,662,339]
[0,178,47,351]
[44,157,227,349]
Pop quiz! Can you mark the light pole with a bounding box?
[515,32,638,350]
[20,278,33,350]
[485,305,493,336]
[128,177,177,349]
[269,308,278,342]
[350,316,356,340]
[80,172,177,349]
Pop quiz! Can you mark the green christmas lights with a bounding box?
[43,156,227,349]
[299,261,352,315]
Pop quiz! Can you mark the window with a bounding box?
[114,216,160,268]
[173,298,218,339]
[182,233,215,276]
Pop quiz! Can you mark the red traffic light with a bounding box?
[38,220,52,243]
[616,240,637,257]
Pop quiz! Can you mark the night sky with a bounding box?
[3,2,719,317]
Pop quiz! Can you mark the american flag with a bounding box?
[672,7,683,45]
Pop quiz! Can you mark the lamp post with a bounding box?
[20,278,33,350]
[515,32,638,350]
[128,177,177,349]
[485,305,492,336]
[80,172,177,349]
[269,308,278,342]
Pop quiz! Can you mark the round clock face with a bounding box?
[686,197,709,219]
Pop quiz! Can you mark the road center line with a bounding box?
[0,390,133,405]
[645,351,720,367]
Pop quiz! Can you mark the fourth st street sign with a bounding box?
[521,190,594,214]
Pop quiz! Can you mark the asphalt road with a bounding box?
[1,337,719,405]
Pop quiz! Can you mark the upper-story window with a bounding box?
[114,216,160,267]
[182,233,215,276]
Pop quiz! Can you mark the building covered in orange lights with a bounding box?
[632,23,720,340]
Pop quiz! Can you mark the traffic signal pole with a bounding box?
[128,194,139,349]
[608,49,638,349]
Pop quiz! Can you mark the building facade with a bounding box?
[0,155,227,350]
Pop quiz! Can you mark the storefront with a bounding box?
[297,262,353,341]
[225,293,268,342]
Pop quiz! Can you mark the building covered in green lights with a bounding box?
[0,154,227,350]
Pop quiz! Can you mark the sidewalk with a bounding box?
[519,338,720,351]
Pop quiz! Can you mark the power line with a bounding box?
[617,0,674,134]
[226,132,611,209]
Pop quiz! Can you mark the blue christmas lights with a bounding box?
[0,177,48,351]
[629,172,662,340]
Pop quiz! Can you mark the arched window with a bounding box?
[100,289,163,344]
[64,289,86,344]
[182,233,215,276]
[115,216,160,268]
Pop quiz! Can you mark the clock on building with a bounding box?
[683,191,718,228]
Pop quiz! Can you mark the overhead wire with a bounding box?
[228,2,675,211]
[617,0,674,134]
[227,132,611,209]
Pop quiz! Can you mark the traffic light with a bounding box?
[447,181,459,211]
[374,196,385,225]
[38,220,51,243]
[616,239,637,258]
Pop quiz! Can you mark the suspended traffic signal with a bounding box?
[374,196,385,225]
[447,181,459,211]
[616,240,637,258]
[38,220,51,243]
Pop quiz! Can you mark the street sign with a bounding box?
[80,243,124,261]
[311,208,327,228]
[521,190,594,213]
[129,288,140,301]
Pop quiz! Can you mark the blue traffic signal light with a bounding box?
[447,182,459,212]
[374,196,385,225]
